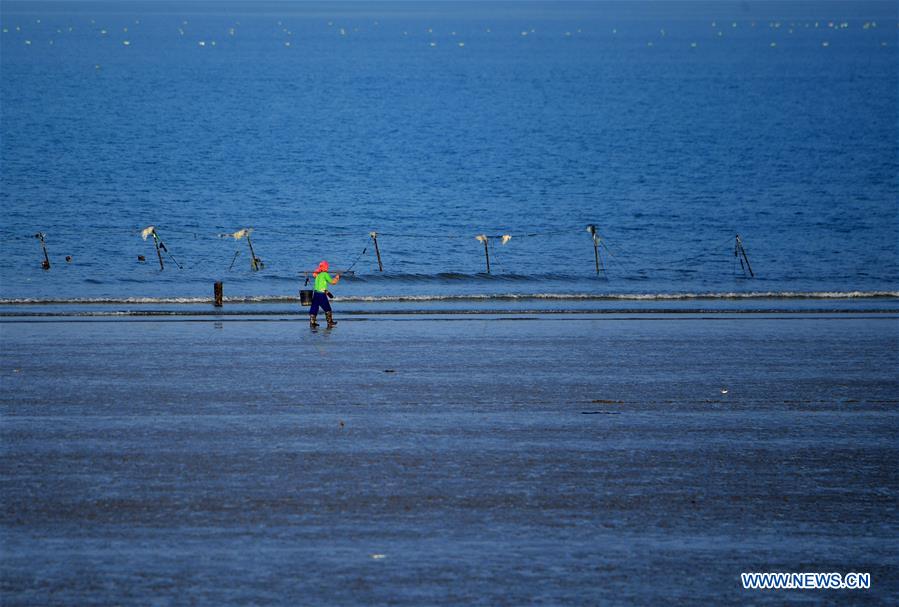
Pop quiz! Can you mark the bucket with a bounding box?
[299,289,313,306]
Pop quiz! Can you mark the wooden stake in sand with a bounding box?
[370,231,383,272]
[34,232,51,270]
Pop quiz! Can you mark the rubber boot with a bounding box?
[309,314,319,328]
[325,311,337,328]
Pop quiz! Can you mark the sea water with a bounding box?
[1,1,897,306]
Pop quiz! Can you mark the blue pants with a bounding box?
[309,291,331,315]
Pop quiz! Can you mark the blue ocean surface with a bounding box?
[1,1,897,305]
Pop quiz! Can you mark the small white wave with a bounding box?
[0,291,896,305]
[337,291,899,303]
[0,296,296,305]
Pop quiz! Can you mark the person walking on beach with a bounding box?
[310,260,340,328]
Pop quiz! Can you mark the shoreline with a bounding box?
[2,290,898,305]
[1,293,897,319]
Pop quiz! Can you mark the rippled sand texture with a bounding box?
[2,314,897,604]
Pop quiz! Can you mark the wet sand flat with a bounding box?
[1,313,898,604]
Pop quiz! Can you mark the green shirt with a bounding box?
[314,271,332,292]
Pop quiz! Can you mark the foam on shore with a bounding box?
[1,290,896,306]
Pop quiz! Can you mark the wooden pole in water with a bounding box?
[370,232,383,272]
[214,282,223,307]
[736,235,754,277]
[35,233,50,270]
[587,225,602,276]
[598,242,606,276]
[246,234,261,271]
[476,235,490,274]
[153,234,165,270]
